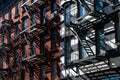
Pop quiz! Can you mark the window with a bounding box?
[22,44,26,57]
[23,19,27,30]
[9,8,12,19]
[7,27,11,43]
[31,13,36,25]
[14,26,19,39]
[15,2,20,18]
[40,36,45,54]
[30,42,35,55]
[51,29,57,51]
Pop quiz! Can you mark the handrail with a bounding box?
[19,23,36,35]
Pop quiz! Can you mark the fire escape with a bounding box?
[20,0,60,80]
[61,0,120,80]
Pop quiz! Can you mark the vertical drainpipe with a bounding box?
[95,0,105,56]
[39,4,46,80]
[51,0,57,80]
[63,2,71,68]
[113,0,120,53]
[77,1,87,59]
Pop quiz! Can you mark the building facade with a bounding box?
[1,0,120,80]
[0,0,60,80]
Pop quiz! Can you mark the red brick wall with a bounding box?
[0,0,60,80]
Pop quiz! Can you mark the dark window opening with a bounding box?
[22,6,26,13]
[1,28,4,44]
[9,8,12,19]
[14,26,19,39]
[31,13,36,25]
[40,36,45,54]
[15,3,20,18]
[7,27,11,43]
[22,19,27,30]
[51,29,57,52]
[21,44,26,57]
[30,42,35,56]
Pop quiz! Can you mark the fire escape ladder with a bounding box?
[69,24,95,57]
[79,34,95,57]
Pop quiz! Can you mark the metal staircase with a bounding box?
[80,36,94,57]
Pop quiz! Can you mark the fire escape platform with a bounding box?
[22,54,46,64]
[66,54,108,68]
[22,54,47,76]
